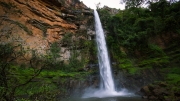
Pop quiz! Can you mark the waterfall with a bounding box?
[82,10,132,98]
[94,10,115,91]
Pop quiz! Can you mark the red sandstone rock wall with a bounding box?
[0,0,92,61]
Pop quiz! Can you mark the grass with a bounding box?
[116,51,170,75]
[128,67,139,75]
[148,43,166,56]
[116,57,141,75]
[39,69,89,80]
[167,74,180,85]
[40,70,76,77]
[118,58,133,69]
[161,67,180,86]
[16,81,58,99]
[138,56,169,67]
[15,68,89,100]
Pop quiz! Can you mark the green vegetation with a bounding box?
[161,67,180,85]
[0,1,29,36]
[0,26,96,100]
[0,44,41,100]
[27,19,51,37]
[0,1,22,14]
[0,0,96,101]
[3,19,33,35]
[98,0,180,99]
[0,40,91,100]
[98,0,180,73]
[13,21,33,35]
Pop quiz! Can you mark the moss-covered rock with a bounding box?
[140,82,180,101]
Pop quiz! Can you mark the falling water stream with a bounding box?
[94,9,115,92]
[82,10,132,98]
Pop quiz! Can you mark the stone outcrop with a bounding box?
[102,6,120,15]
[139,82,180,101]
[0,0,93,61]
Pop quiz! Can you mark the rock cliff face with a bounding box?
[0,0,94,61]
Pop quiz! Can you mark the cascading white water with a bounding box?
[82,10,132,98]
[94,10,115,91]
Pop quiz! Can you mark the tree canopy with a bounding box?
[121,0,180,8]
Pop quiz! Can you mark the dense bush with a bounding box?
[98,0,180,75]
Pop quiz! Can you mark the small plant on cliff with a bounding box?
[43,42,62,70]
[0,1,16,9]
[61,32,73,47]
[50,42,61,63]
[3,19,33,35]
[0,1,22,15]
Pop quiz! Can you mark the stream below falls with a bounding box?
[62,96,148,101]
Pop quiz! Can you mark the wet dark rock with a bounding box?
[175,91,180,96]
[87,29,95,36]
[158,82,168,87]
[140,82,180,101]
[62,14,77,20]
[79,25,86,30]
[82,10,93,15]
[44,0,62,8]
[140,86,151,96]
[142,96,148,99]
[148,84,159,91]
[148,95,158,100]
[177,97,180,101]
[72,10,82,14]
[27,19,51,34]
[152,88,166,95]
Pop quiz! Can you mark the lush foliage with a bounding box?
[98,0,180,76]
[0,41,92,100]
[0,44,42,101]
[97,2,180,100]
